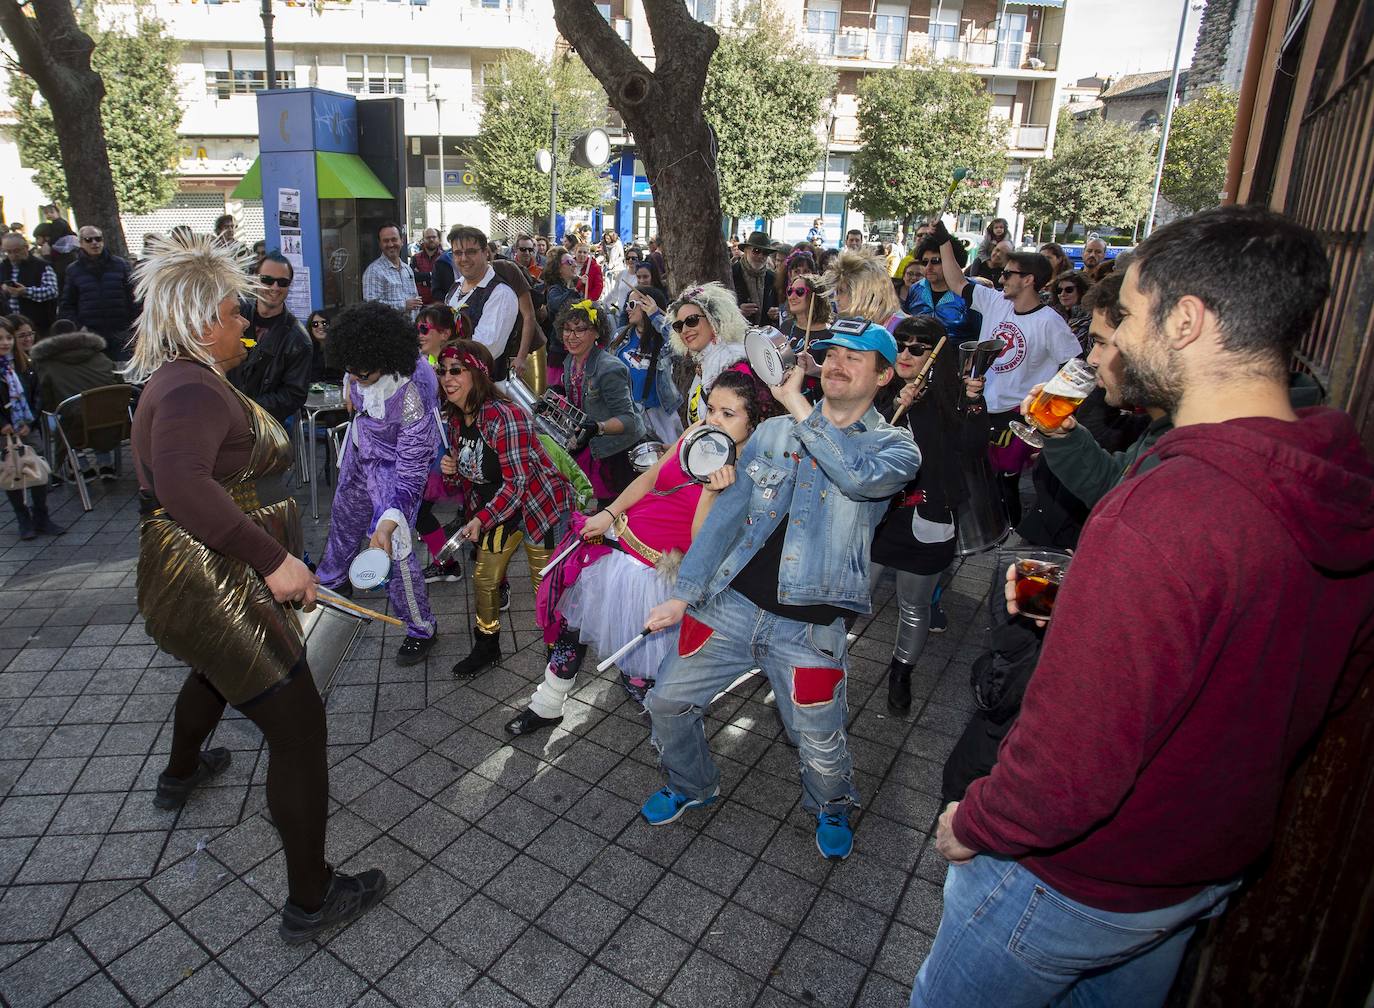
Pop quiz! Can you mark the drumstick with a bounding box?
[596,628,651,673]
[891,335,947,424]
[801,291,814,354]
[433,406,450,452]
[315,587,406,627]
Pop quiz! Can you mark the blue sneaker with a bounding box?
[640,786,719,826]
[816,810,854,860]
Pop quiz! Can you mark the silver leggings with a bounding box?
[870,564,945,665]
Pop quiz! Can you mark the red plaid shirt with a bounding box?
[446,399,571,540]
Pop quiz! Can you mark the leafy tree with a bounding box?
[703,4,833,231]
[1161,86,1237,213]
[8,5,182,219]
[471,52,606,220]
[1019,109,1156,236]
[552,0,731,293]
[849,53,1007,230]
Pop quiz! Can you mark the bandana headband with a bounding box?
[438,345,490,377]
[572,299,598,324]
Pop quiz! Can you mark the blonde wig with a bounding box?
[124,231,259,382]
[666,280,748,356]
[821,248,900,325]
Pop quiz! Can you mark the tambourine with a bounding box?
[744,326,795,386]
[348,547,392,591]
[630,441,667,473]
[678,425,736,484]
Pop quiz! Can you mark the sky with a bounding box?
[1058,0,1207,85]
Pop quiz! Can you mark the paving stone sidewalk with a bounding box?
[0,472,1004,1008]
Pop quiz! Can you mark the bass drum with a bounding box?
[678,425,737,484]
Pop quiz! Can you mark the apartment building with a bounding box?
[0,0,556,245]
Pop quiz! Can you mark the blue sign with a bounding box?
[632,179,653,201]
[257,88,358,155]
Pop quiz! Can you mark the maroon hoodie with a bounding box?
[955,407,1374,912]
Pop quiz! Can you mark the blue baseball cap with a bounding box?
[810,321,899,366]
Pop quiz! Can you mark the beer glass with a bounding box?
[1009,358,1098,448]
[1012,550,1071,620]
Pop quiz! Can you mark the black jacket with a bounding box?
[227,301,312,424]
[730,261,776,327]
[1,255,59,334]
[30,330,121,410]
[58,250,138,353]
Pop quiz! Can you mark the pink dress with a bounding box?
[557,435,704,681]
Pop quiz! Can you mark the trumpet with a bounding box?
[891,335,948,424]
[497,375,589,450]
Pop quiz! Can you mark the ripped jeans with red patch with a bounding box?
[646,587,860,819]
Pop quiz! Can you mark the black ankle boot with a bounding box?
[887,659,913,715]
[451,627,502,679]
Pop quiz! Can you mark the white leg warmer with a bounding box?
[528,666,576,719]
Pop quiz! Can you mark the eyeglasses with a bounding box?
[671,313,706,332]
[562,325,594,337]
[258,275,292,288]
[919,258,941,267]
[310,320,328,329]
[81,236,103,244]
[435,366,466,377]
[787,284,811,298]
[897,343,931,356]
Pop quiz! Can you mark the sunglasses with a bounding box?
[435,365,466,377]
[417,322,449,334]
[1000,270,1026,280]
[258,275,292,288]
[81,236,103,244]
[1057,286,1078,295]
[919,257,941,266]
[515,246,535,253]
[310,320,328,329]
[671,313,706,332]
[787,284,811,297]
[897,342,931,355]
[346,367,379,380]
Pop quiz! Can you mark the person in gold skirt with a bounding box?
[127,233,385,944]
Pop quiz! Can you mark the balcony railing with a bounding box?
[930,38,1059,71]
[803,27,1058,71]
[805,29,904,63]
[1006,123,1050,149]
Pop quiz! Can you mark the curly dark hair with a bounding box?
[326,301,418,377]
[707,369,764,431]
[552,301,609,347]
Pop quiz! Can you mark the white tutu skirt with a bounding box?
[559,549,676,682]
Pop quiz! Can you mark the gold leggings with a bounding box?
[524,345,548,397]
[472,523,554,633]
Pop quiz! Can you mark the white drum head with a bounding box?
[679,426,737,483]
[349,547,392,591]
[745,327,790,386]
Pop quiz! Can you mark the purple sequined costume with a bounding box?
[317,361,440,638]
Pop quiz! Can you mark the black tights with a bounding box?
[166,665,331,911]
[7,484,49,518]
[416,499,441,536]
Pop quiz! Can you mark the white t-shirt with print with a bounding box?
[967,283,1082,414]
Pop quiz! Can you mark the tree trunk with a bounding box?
[552,0,731,297]
[0,1,129,259]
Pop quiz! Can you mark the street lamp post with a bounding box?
[1145,0,1194,237]
[435,94,446,235]
[261,0,276,90]
[548,103,560,241]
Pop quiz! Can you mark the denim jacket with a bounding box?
[613,311,682,414]
[569,347,646,459]
[674,403,921,614]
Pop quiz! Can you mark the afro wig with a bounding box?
[666,280,748,356]
[326,301,420,378]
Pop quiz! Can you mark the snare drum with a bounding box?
[744,326,794,386]
[678,425,737,484]
[348,547,392,591]
[630,441,667,473]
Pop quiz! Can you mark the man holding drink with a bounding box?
[912,206,1374,1007]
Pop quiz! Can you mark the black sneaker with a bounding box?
[929,603,948,634]
[279,867,387,944]
[154,748,232,810]
[396,634,437,666]
[422,559,463,583]
[499,581,511,612]
[99,466,118,482]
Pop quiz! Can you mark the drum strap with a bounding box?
[140,472,293,519]
[611,514,664,567]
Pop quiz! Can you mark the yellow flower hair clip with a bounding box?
[572,300,598,324]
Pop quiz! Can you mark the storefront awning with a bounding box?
[228,152,392,201]
[1006,0,1065,7]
